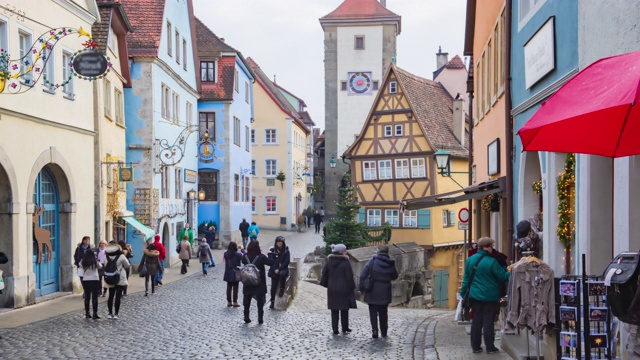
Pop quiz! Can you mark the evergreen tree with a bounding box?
[323,172,366,251]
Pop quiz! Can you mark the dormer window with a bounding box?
[200,61,216,82]
[389,81,398,93]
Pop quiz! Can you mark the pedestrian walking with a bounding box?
[459,237,510,354]
[239,218,250,247]
[320,244,356,335]
[241,240,274,324]
[118,240,133,296]
[104,241,131,320]
[73,236,93,284]
[306,206,314,228]
[319,207,325,222]
[248,221,260,242]
[139,243,162,296]
[313,210,323,233]
[358,245,399,338]
[223,241,242,307]
[302,209,308,228]
[153,235,166,286]
[79,248,102,320]
[178,235,192,274]
[179,223,195,248]
[197,238,214,275]
[96,240,108,297]
[268,236,290,309]
[203,225,216,249]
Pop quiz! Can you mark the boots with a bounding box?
[85,312,91,319]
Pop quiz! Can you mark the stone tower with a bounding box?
[319,0,401,216]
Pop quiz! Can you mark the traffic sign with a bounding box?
[458,208,470,223]
[458,222,469,230]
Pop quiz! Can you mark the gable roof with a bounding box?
[247,57,310,135]
[274,83,307,109]
[93,1,133,86]
[433,54,467,79]
[119,0,165,57]
[194,17,237,58]
[320,0,401,33]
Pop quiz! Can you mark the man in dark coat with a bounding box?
[239,219,250,246]
[268,236,290,309]
[313,211,323,233]
[358,245,399,338]
[320,244,356,335]
[203,225,216,249]
[241,240,274,324]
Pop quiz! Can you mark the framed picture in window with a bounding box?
[487,138,500,176]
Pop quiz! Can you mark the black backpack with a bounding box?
[103,254,121,285]
[603,252,640,325]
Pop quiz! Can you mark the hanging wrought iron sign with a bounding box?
[73,50,109,77]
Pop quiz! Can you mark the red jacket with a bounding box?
[154,240,166,261]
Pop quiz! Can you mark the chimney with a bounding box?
[452,95,465,145]
[220,38,225,43]
[380,0,386,7]
[436,46,449,69]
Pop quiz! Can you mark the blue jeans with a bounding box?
[155,260,165,283]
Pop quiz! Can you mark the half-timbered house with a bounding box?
[343,64,469,309]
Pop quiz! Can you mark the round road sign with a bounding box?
[458,208,470,223]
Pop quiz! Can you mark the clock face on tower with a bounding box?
[347,71,372,95]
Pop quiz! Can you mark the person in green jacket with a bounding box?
[178,223,195,260]
[459,237,510,355]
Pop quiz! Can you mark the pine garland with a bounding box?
[556,153,576,249]
[532,180,542,194]
[361,223,392,244]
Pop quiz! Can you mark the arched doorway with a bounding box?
[32,167,59,296]
[162,222,170,250]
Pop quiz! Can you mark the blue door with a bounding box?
[32,168,59,297]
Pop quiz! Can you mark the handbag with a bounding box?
[362,259,375,292]
[138,263,148,277]
[461,254,488,309]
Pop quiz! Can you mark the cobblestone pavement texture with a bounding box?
[0,229,481,359]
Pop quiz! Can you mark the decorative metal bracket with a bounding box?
[156,125,209,167]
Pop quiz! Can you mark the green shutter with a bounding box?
[359,208,366,223]
[449,210,456,227]
[417,209,430,229]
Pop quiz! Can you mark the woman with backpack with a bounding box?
[104,241,131,319]
[197,238,214,275]
[241,240,274,324]
[178,235,192,274]
[223,241,243,307]
[320,244,356,335]
[247,222,260,242]
[80,248,102,319]
[139,243,162,296]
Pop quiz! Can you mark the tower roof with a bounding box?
[320,0,401,33]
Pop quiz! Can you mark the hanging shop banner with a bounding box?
[73,51,109,77]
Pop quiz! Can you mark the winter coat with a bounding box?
[313,213,322,224]
[239,221,250,237]
[178,240,192,260]
[359,253,399,305]
[321,254,357,310]
[197,242,213,264]
[139,249,162,276]
[153,240,166,261]
[268,241,290,278]
[459,249,510,303]
[203,229,216,245]
[223,250,243,283]
[104,245,131,288]
[179,228,194,247]
[241,253,274,295]
[247,224,260,239]
[79,260,103,281]
[506,260,555,333]
[73,243,93,267]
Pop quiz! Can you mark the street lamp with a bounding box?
[187,189,196,200]
[433,149,468,188]
[329,156,337,168]
[198,189,206,201]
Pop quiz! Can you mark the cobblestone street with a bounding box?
[0,229,451,359]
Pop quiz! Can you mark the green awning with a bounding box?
[121,216,155,240]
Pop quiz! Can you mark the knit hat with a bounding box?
[331,244,347,254]
[476,237,495,248]
[154,234,161,241]
[377,245,389,253]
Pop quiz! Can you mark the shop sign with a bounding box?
[184,169,197,183]
[73,51,109,77]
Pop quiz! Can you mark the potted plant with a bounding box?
[276,170,286,189]
[481,193,500,212]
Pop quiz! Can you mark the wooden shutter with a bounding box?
[359,208,366,223]
[417,209,430,229]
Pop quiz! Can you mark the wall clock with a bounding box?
[347,71,372,95]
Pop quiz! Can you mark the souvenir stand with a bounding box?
[555,254,613,360]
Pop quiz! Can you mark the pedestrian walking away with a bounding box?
[313,210,323,233]
[139,243,162,296]
[79,247,102,319]
[104,241,131,320]
[96,240,108,297]
[268,236,290,309]
[241,240,274,324]
[223,241,243,307]
[459,237,510,354]
[153,235,166,286]
[358,245,399,338]
[320,244,356,335]
[239,218,250,247]
[203,225,217,249]
[119,240,133,296]
[197,238,214,275]
[178,235,192,274]
[247,222,260,243]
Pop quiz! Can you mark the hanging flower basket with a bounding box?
[532,180,542,194]
[481,193,500,212]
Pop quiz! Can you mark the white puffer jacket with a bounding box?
[104,245,131,288]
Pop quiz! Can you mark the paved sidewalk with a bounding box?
[434,317,513,359]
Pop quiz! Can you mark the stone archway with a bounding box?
[519,151,543,223]
[0,146,18,307]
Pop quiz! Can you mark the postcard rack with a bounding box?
[555,254,613,360]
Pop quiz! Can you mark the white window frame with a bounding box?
[172,91,180,123]
[385,210,399,227]
[395,124,403,136]
[265,159,277,177]
[395,159,410,179]
[161,83,170,119]
[245,125,250,151]
[389,81,397,94]
[234,174,240,202]
[234,117,241,146]
[363,161,377,181]
[265,129,277,144]
[378,160,392,180]
[182,38,187,70]
[443,210,450,227]
[384,125,392,137]
[186,101,193,127]
[42,41,55,92]
[104,79,112,117]
[114,88,124,125]
[161,166,170,199]
[518,0,547,30]
[235,69,239,93]
[0,17,8,53]
[18,28,33,85]
[108,27,116,52]
[251,196,257,213]
[62,49,74,98]
[166,21,172,56]
[411,158,426,178]
[175,168,183,199]
[175,29,180,64]
[403,210,417,228]
[251,159,256,175]
[367,209,382,227]
[265,196,278,214]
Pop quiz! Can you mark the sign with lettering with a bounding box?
[524,17,555,89]
[119,167,133,182]
[184,169,197,183]
[73,51,109,77]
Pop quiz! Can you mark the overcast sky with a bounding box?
[193,0,467,131]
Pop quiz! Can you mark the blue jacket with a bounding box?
[248,224,260,238]
[359,253,399,305]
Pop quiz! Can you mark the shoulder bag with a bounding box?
[461,254,488,310]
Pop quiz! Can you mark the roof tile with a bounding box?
[320,0,400,20]
[445,55,466,69]
[119,0,165,56]
[201,56,235,101]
